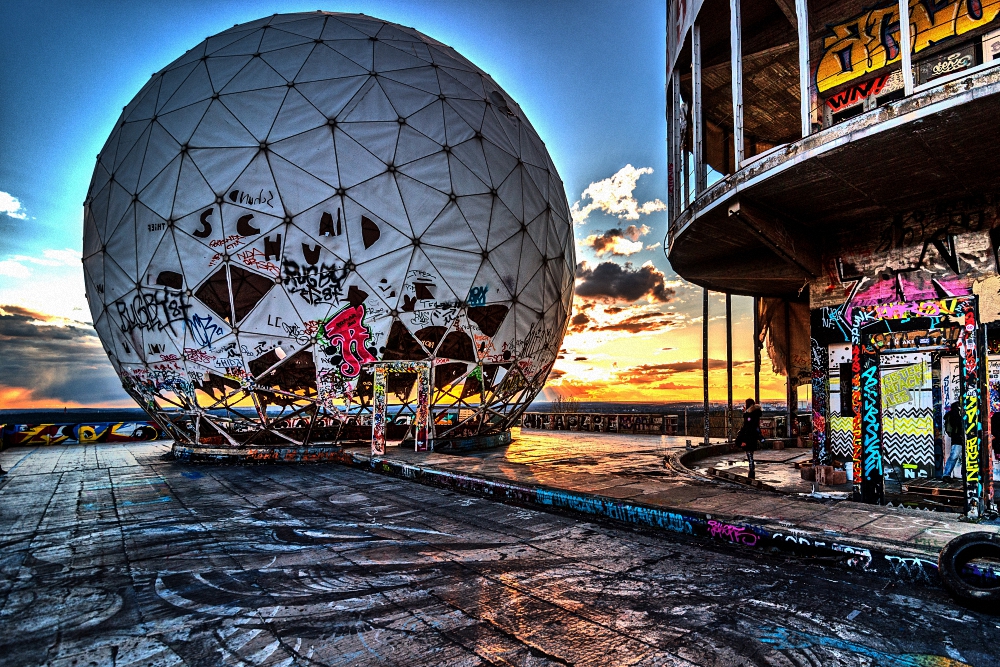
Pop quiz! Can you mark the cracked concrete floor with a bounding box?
[0,442,998,667]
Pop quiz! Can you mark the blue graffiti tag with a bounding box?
[757,626,969,667]
[187,314,224,348]
[467,285,489,307]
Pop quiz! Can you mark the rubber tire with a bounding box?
[938,531,1000,612]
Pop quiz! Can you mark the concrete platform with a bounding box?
[334,430,999,585]
[2,441,995,665]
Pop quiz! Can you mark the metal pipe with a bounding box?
[795,0,811,137]
[730,0,745,164]
[703,288,710,445]
[726,293,733,442]
[898,0,914,96]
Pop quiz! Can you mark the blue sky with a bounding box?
[2,0,667,263]
[0,1,784,407]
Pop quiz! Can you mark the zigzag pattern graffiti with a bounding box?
[828,413,854,457]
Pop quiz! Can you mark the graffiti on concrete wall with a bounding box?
[811,339,830,465]
[817,0,1000,92]
[2,422,161,447]
[371,361,431,455]
[959,306,985,509]
[812,206,998,315]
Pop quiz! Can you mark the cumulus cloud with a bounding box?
[0,305,129,406]
[0,192,27,219]
[575,260,674,303]
[582,224,651,257]
[0,247,81,280]
[570,165,666,225]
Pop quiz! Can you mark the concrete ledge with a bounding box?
[331,449,996,589]
[172,443,350,464]
[434,429,512,452]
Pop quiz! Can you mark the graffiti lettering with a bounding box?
[283,259,350,306]
[706,520,759,546]
[114,289,191,334]
[467,285,488,307]
[187,314,224,348]
[228,188,274,208]
[816,0,1000,92]
[236,247,280,278]
[323,304,377,377]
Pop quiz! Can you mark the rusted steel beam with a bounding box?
[727,199,822,278]
[774,0,798,29]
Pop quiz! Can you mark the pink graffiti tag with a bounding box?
[707,520,759,546]
[323,304,376,377]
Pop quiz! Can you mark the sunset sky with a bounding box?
[0,0,787,409]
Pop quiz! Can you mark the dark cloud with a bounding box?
[0,305,129,405]
[568,312,590,332]
[582,224,650,256]
[618,359,751,382]
[575,261,674,303]
[594,311,677,333]
[573,356,587,361]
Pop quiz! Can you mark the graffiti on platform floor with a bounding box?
[1,422,162,447]
[758,625,970,666]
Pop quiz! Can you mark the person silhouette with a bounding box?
[735,398,762,480]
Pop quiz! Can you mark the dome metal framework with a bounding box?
[83,12,575,451]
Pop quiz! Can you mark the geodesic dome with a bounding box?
[82,12,575,450]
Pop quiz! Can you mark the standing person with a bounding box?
[943,400,964,478]
[736,398,762,480]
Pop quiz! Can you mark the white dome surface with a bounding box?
[83,12,574,448]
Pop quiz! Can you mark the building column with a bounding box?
[753,296,761,404]
[898,0,914,95]
[726,293,734,441]
[785,300,795,439]
[692,22,706,194]
[703,288,711,445]
[794,0,811,137]
[730,0,745,165]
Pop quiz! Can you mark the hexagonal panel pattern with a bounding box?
[83,12,574,448]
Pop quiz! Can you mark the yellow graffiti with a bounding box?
[880,361,927,408]
[817,0,1000,92]
[965,396,980,482]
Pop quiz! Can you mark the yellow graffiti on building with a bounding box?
[880,360,927,408]
[817,0,1000,92]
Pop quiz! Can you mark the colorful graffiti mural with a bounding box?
[371,362,431,455]
[1,422,162,448]
[817,0,1000,92]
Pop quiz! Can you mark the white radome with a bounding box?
[83,12,574,449]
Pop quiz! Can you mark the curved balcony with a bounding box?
[663,0,1000,298]
[666,62,1000,297]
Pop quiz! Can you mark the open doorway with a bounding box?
[371,361,431,455]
